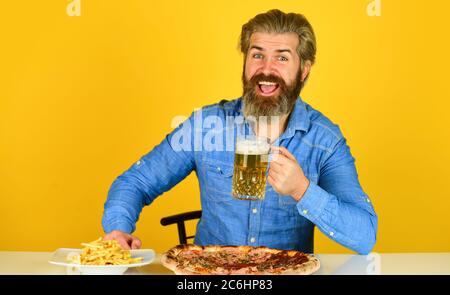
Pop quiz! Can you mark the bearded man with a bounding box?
[102,9,378,254]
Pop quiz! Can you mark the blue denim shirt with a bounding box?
[102,97,378,254]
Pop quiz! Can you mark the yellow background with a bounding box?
[1,0,449,253]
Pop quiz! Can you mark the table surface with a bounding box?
[0,251,449,275]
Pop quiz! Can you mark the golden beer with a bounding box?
[232,138,270,200]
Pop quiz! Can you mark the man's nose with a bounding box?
[261,58,275,76]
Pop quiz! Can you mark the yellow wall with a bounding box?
[1,0,449,253]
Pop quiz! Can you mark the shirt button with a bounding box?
[217,167,221,172]
[250,237,256,243]
[366,198,371,203]
[329,232,334,237]
[302,209,308,215]
[136,160,141,165]
[252,208,258,214]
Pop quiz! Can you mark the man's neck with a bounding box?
[252,113,291,144]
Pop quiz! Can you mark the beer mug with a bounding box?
[232,136,270,200]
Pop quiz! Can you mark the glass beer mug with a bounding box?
[232,136,270,200]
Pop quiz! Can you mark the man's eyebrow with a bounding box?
[249,46,293,55]
[276,49,293,55]
[250,45,264,51]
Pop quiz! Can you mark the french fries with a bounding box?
[69,237,144,265]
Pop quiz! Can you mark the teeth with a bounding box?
[258,81,277,86]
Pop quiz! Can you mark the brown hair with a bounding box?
[239,9,317,73]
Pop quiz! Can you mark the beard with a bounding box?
[242,69,303,119]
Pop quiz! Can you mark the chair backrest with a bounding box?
[160,210,202,244]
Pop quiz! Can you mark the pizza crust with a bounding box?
[160,251,177,272]
[161,244,321,275]
[260,255,320,275]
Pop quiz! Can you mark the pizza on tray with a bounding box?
[161,244,320,275]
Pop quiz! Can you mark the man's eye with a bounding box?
[253,54,263,59]
[278,56,288,62]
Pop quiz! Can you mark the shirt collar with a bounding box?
[286,97,310,133]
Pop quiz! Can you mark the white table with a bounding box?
[0,252,449,275]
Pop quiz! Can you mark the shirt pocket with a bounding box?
[202,160,234,203]
[278,173,319,212]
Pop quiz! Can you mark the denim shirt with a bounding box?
[102,97,378,254]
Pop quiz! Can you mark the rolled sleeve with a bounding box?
[102,221,134,234]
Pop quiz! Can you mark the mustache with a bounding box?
[245,73,287,89]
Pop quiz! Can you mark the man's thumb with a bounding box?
[131,238,142,249]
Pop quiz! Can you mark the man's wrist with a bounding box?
[291,177,310,202]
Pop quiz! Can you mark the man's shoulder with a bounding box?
[303,101,345,144]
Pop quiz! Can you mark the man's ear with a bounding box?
[301,61,312,82]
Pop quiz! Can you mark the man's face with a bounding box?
[242,32,306,118]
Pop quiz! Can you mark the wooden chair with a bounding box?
[160,210,202,244]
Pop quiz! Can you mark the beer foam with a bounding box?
[235,139,270,155]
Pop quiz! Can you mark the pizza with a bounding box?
[161,244,320,275]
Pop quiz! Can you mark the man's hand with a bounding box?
[103,230,142,250]
[268,146,310,202]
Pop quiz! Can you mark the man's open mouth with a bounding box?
[257,81,279,95]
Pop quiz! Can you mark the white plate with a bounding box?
[49,248,155,275]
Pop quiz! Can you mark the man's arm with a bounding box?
[101,113,196,235]
[298,138,377,254]
[269,140,378,255]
